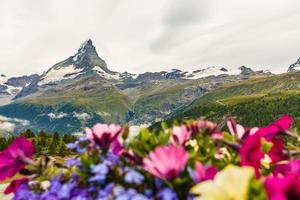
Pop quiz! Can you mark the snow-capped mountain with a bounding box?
[0,39,276,133]
[0,74,39,96]
[38,39,121,86]
[37,39,264,86]
[14,39,271,100]
[0,74,21,96]
[287,57,300,72]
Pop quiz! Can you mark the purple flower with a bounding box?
[67,141,85,154]
[89,163,109,183]
[0,136,35,181]
[66,158,80,167]
[4,178,29,194]
[13,185,39,200]
[124,169,144,184]
[157,188,178,200]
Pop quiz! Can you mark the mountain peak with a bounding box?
[78,39,95,53]
[72,39,108,71]
[288,57,300,72]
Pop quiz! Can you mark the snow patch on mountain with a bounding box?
[93,66,120,80]
[185,66,240,79]
[39,65,84,85]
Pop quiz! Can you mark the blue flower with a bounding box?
[113,186,125,196]
[124,169,144,184]
[88,174,106,183]
[89,163,109,183]
[67,141,86,154]
[66,158,80,167]
[132,194,150,200]
[91,163,109,175]
[157,188,178,200]
[13,185,40,200]
[101,152,119,166]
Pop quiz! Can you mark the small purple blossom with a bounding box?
[157,188,178,200]
[124,169,144,184]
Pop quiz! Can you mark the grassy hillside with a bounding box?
[23,84,132,123]
[162,72,300,129]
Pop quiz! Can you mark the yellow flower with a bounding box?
[261,154,272,169]
[190,165,254,200]
[186,139,199,151]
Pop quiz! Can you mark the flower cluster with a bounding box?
[0,115,299,200]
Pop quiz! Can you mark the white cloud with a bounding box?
[0,121,16,133]
[0,0,300,77]
[0,114,30,133]
[73,112,91,121]
[48,112,68,119]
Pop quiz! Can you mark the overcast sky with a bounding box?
[1,0,300,77]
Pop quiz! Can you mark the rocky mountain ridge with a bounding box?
[0,39,296,134]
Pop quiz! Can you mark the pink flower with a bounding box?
[170,125,191,145]
[256,115,293,138]
[85,124,122,150]
[273,160,300,176]
[4,178,29,194]
[240,133,285,177]
[0,136,35,181]
[143,145,189,180]
[227,118,258,140]
[192,161,217,183]
[187,120,218,135]
[111,139,124,156]
[264,174,300,200]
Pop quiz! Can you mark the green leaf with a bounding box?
[261,138,273,153]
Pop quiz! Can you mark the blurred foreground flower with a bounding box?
[85,123,122,150]
[4,178,29,194]
[0,136,34,181]
[191,165,254,200]
[170,125,191,146]
[264,174,300,200]
[143,145,188,180]
[190,161,218,183]
[240,133,285,177]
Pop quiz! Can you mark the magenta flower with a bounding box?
[170,125,192,145]
[240,133,285,177]
[264,174,300,200]
[4,178,29,194]
[85,124,122,150]
[111,139,124,156]
[273,160,300,176]
[0,136,35,181]
[256,114,293,138]
[192,161,217,183]
[143,145,189,180]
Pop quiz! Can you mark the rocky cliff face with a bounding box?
[287,57,300,72]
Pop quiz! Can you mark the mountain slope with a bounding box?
[162,72,300,129]
[0,39,273,134]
